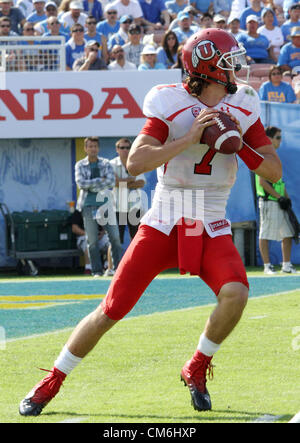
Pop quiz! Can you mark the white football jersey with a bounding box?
[140,83,261,236]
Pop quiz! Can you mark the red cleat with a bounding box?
[19,367,66,416]
[180,351,213,411]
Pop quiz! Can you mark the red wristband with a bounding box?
[238,143,264,170]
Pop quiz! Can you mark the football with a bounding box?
[200,111,241,154]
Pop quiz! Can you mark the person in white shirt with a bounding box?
[109,0,143,23]
[110,137,146,243]
[61,0,88,29]
[108,44,137,69]
[258,7,284,61]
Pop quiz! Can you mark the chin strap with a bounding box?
[191,71,237,95]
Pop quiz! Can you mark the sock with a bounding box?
[54,345,82,375]
[197,333,220,357]
[282,261,290,267]
[264,263,271,268]
[85,264,91,270]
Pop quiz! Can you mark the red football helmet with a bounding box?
[182,28,249,94]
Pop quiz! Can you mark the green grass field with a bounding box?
[1,269,300,424]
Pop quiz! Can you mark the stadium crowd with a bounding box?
[0,0,299,101]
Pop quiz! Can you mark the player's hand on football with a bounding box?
[224,112,243,151]
[188,108,219,145]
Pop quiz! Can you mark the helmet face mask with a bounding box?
[183,29,250,92]
[216,44,249,84]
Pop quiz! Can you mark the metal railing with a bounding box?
[0,36,66,72]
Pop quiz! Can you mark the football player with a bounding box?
[19,28,281,416]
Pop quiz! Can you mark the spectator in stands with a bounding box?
[73,39,108,69]
[173,11,199,43]
[96,4,120,40]
[61,0,88,29]
[109,0,143,25]
[166,0,189,21]
[27,0,47,24]
[138,0,170,33]
[65,22,86,70]
[190,0,214,15]
[213,14,227,29]
[82,0,103,23]
[16,0,33,19]
[110,137,146,244]
[34,2,70,37]
[0,16,17,37]
[237,15,275,64]
[281,3,300,42]
[258,65,297,102]
[199,12,213,28]
[256,126,297,275]
[122,22,144,67]
[169,5,201,30]
[156,29,179,68]
[84,14,108,62]
[171,43,185,77]
[278,26,300,71]
[283,0,299,19]
[239,0,263,29]
[239,0,279,30]
[108,44,136,69]
[107,14,132,51]
[138,44,165,70]
[258,8,284,61]
[42,16,69,41]
[0,0,25,34]
[75,136,123,277]
[227,16,244,39]
[213,0,233,19]
[57,0,71,20]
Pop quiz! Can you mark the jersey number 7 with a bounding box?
[194,149,216,175]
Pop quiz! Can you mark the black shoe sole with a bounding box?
[180,375,212,411]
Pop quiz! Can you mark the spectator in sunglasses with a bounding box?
[107,14,132,51]
[122,23,144,66]
[96,4,120,40]
[108,44,136,69]
[84,14,108,62]
[34,2,70,37]
[110,137,146,243]
[65,23,86,69]
[73,39,108,70]
[256,126,298,275]
[0,0,25,34]
[258,66,296,103]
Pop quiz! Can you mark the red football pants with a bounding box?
[101,224,249,321]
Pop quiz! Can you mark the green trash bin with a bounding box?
[6,210,76,252]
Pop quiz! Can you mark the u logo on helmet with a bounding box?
[192,40,216,67]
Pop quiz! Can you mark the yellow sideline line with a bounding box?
[0,294,104,302]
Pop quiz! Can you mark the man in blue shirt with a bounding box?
[138,0,170,31]
[278,26,300,72]
[173,11,198,43]
[65,22,86,69]
[96,4,120,40]
[26,0,47,24]
[281,4,300,42]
